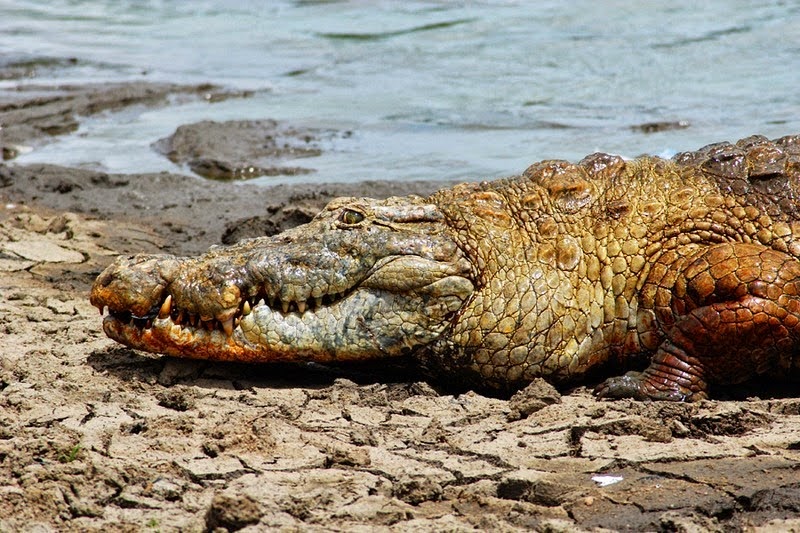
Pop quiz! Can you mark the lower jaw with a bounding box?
[101,316,353,363]
[102,316,270,362]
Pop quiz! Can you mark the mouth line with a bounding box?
[104,282,359,337]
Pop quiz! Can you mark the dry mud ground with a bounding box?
[1,164,800,533]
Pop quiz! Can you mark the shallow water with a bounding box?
[2,0,800,184]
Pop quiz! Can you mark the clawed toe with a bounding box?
[595,371,690,402]
[594,372,650,400]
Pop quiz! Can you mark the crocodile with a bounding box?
[90,134,800,401]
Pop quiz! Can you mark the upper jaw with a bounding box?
[89,245,371,338]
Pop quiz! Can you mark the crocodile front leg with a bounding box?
[596,242,800,401]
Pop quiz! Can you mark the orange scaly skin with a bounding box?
[91,135,800,401]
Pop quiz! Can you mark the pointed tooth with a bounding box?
[175,310,184,325]
[281,300,289,314]
[314,297,322,309]
[242,300,252,315]
[158,295,172,319]
[297,300,306,313]
[221,317,234,336]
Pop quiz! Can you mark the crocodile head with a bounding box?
[90,196,475,363]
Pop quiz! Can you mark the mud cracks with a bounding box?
[2,204,799,531]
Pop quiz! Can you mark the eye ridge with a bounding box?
[339,208,365,225]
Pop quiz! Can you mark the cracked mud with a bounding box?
[2,164,799,531]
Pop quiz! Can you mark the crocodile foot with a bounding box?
[594,371,704,402]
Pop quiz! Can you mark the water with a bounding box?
[2,0,799,184]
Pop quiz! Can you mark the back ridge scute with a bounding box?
[673,134,800,218]
[522,159,597,215]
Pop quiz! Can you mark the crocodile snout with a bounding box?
[91,254,182,319]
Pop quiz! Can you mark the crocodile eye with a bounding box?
[339,209,365,225]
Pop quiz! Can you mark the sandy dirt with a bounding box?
[1,79,800,532]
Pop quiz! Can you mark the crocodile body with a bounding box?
[91,134,800,401]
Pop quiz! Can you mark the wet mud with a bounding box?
[153,119,351,180]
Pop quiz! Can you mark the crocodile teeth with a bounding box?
[158,295,172,319]
[239,286,354,317]
[221,317,234,336]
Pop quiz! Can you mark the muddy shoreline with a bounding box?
[2,78,800,531]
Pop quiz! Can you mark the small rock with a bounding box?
[156,386,195,412]
[175,457,248,482]
[150,477,183,501]
[392,476,444,505]
[631,120,690,134]
[349,427,379,447]
[324,443,371,468]
[507,378,562,421]
[205,492,263,531]
[419,418,448,444]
